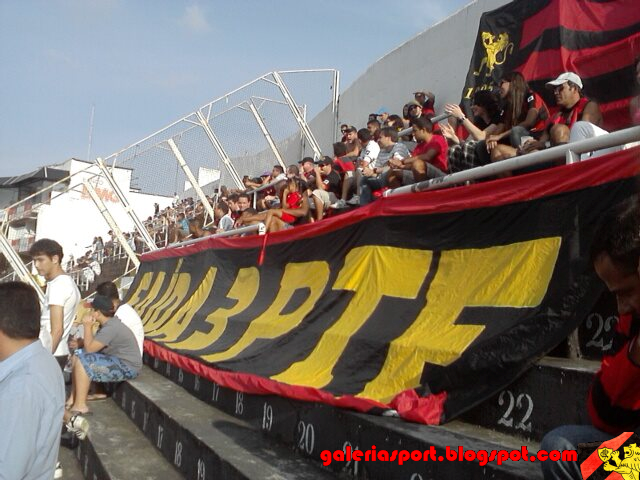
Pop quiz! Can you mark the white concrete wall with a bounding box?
[311,0,510,154]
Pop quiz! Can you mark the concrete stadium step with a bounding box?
[462,356,599,442]
[75,396,182,480]
[143,355,546,479]
[112,368,339,480]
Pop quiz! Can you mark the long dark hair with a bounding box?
[501,71,529,129]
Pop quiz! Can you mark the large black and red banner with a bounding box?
[127,147,639,425]
[462,0,640,130]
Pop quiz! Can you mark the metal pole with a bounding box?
[0,231,46,305]
[332,69,340,144]
[195,110,244,189]
[167,139,217,223]
[248,100,286,169]
[153,223,266,251]
[83,180,140,268]
[95,158,157,252]
[272,71,323,159]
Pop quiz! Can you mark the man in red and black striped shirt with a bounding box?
[541,197,640,479]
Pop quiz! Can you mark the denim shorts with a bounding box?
[75,349,138,382]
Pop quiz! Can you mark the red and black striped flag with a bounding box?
[462,0,640,130]
[578,432,640,479]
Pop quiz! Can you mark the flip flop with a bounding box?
[87,393,108,401]
[69,410,93,417]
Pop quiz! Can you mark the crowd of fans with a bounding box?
[143,63,640,239]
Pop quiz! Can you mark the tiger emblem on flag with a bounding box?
[474,32,514,77]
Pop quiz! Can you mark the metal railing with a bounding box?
[245,174,288,208]
[152,223,266,252]
[386,125,640,196]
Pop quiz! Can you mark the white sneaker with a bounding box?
[347,195,360,205]
[54,461,63,479]
[65,414,89,440]
[330,199,347,209]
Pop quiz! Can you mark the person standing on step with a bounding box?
[29,239,81,369]
[541,196,640,479]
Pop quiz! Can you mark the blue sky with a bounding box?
[0,0,470,178]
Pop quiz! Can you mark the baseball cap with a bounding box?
[407,100,422,107]
[84,295,115,314]
[546,72,583,89]
[298,156,314,164]
[317,156,333,166]
[375,106,389,115]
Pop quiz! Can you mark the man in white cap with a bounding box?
[520,72,604,155]
[546,72,604,144]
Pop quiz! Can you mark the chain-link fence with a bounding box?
[102,70,337,199]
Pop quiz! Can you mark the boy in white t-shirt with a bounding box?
[30,239,81,368]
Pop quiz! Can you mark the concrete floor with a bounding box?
[58,445,84,480]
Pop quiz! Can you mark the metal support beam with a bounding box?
[83,180,140,268]
[248,100,286,169]
[332,69,340,144]
[95,158,157,251]
[195,110,244,189]
[271,71,323,159]
[167,139,217,224]
[0,230,46,305]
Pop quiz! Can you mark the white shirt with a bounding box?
[115,303,145,355]
[358,140,381,166]
[218,213,234,232]
[40,274,81,356]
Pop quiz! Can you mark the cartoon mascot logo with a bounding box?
[474,32,514,77]
[598,443,640,480]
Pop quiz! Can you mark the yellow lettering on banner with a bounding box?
[360,237,561,402]
[146,267,217,342]
[272,246,431,388]
[136,259,183,329]
[201,261,329,362]
[126,271,153,309]
[136,272,167,329]
[144,272,192,333]
[167,267,259,351]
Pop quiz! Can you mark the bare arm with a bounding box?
[49,305,64,354]
[582,100,603,127]
[82,315,106,353]
[444,103,498,141]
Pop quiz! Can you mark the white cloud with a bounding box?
[180,5,211,33]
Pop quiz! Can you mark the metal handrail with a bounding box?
[153,223,266,251]
[385,125,640,196]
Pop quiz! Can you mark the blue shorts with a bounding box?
[75,349,138,382]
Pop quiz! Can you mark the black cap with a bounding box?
[317,156,333,166]
[84,295,115,315]
[298,156,314,164]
